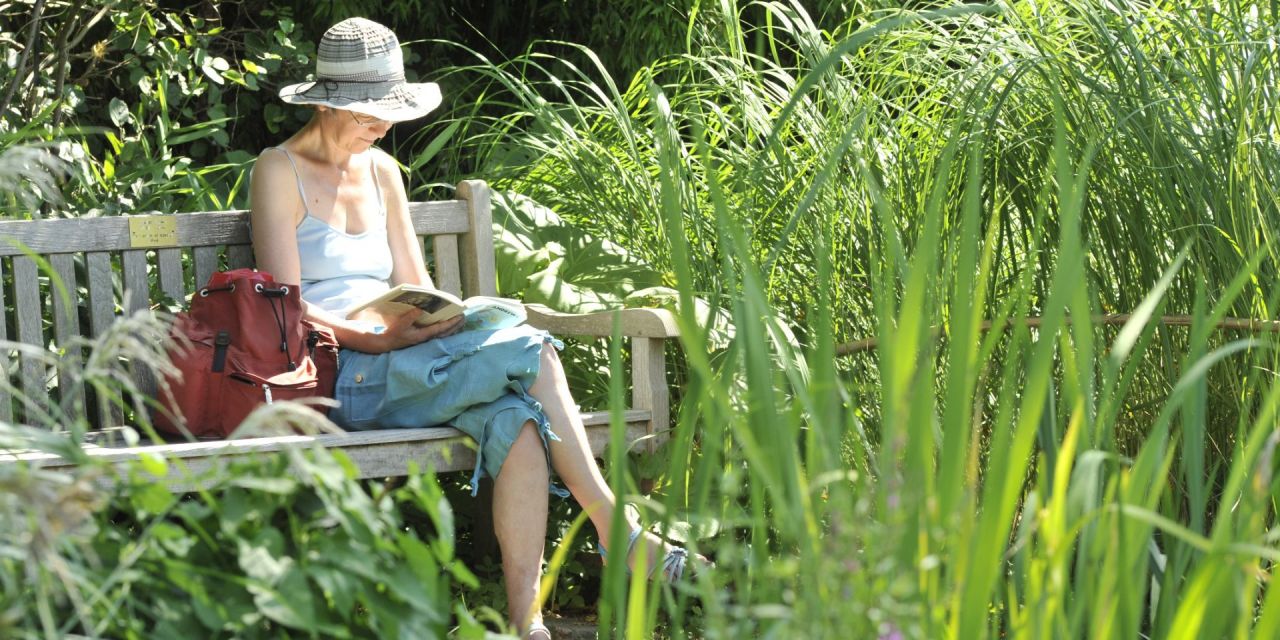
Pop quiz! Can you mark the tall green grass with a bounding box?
[430,0,1280,636]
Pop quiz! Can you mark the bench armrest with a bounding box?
[524,304,680,339]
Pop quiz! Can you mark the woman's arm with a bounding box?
[376,149,434,288]
[249,149,455,353]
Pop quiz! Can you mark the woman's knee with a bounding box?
[501,420,546,472]
[534,344,568,388]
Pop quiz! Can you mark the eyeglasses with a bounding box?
[348,110,391,128]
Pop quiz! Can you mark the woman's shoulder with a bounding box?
[368,147,404,184]
[250,146,301,184]
[367,146,397,170]
[253,145,294,168]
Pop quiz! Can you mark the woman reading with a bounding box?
[249,17,703,640]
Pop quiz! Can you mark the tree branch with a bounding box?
[1,0,48,117]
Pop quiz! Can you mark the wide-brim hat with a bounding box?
[278,17,441,122]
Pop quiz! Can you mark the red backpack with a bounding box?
[153,269,339,439]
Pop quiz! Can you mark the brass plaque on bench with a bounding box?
[129,216,178,248]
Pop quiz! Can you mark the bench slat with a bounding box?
[456,181,497,298]
[631,338,669,454]
[193,246,218,290]
[50,254,82,416]
[17,409,647,463]
[226,245,253,270]
[0,204,471,256]
[120,250,157,417]
[13,257,45,413]
[121,250,148,315]
[157,248,185,304]
[85,252,123,428]
[432,235,462,297]
[86,252,116,338]
[17,412,650,492]
[0,258,10,424]
[0,212,251,255]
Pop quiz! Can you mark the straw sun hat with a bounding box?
[278,17,441,122]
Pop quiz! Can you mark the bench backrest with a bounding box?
[0,179,494,429]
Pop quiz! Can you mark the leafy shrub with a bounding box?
[0,1,312,217]
[0,418,474,639]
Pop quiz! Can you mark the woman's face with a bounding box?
[317,106,394,152]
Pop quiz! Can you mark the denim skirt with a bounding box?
[330,325,567,496]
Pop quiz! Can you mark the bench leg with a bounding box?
[631,337,669,493]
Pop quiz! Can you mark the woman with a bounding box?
[250,18,700,639]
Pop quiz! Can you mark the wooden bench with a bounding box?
[0,180,677,491]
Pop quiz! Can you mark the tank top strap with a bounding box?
[267,146,312,217]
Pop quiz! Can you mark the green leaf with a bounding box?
[250,563,317,630]
[311,563,358,617]
[108,98,130,127]
[399,532,441,585]
[227,475,298,494]
[131,481,176,515]
[200,62,225,85]
[221,69,247,87]
[137,450,168,477]
[238,529,288,583]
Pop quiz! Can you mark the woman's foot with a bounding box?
[600,528,709,582]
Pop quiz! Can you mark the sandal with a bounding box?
[600,528,697,582]
[524,621,552,639]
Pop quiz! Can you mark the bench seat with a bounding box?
[7,411,652,492]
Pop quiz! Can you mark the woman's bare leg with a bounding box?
[494,421,549,634]
[527,346,677,577]
[527,347,618,534]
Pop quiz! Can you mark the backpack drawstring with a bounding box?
[260,285,297,371]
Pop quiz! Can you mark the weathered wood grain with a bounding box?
[0,203,469,256]
[156,248,185,304]
[12,257,44,405]
[432,234,462,297]
[193,246,218,289]
[525,304,681,339]
[0,259,10,424]
[49,254,81,415]
[17,412,649,492]
[457,180,497,298]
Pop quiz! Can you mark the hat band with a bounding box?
[281,78,408,105]
[315,47,403,80]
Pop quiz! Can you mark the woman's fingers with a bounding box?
[377,309,464,351]
[415,314,465,340]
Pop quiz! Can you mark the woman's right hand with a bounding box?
[375,308,465,352]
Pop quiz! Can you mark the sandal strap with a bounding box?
[598,527,644,563]
[660,546,689,582]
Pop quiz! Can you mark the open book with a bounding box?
[346,284,526,331]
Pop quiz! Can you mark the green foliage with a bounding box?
[0,438,470,638]
[6,0,1280,636]
[491,190,671,314]
[0,251,480,638]
[434,0,1280,637]
[0,1,311,217]
[91,453,466,638]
